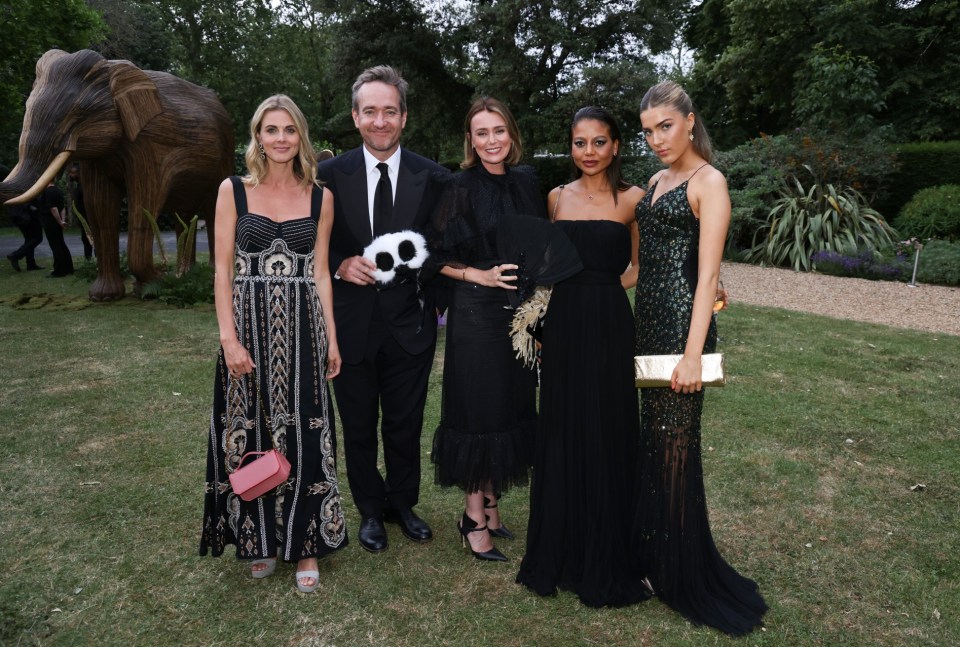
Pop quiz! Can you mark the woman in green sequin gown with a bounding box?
[633,81,767,635]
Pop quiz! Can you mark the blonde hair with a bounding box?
[243,94,318,188]
[640,81,713,163]
[461,97,523,169]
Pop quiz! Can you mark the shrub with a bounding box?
[895,184,960,241]
[875,141,960,217]
[746,166,898,271]
[811,248,908,281]
[715,129,897,252]
[916,239,960,286]
[620,153,664,188]
[140,262,215,307]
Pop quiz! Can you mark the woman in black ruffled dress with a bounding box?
[633,81,767,634]
[428,97,547,562]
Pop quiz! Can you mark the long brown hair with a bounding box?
[461,96,523,169]
[640,81,713,163]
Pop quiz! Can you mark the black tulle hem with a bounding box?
[431,419,535,493]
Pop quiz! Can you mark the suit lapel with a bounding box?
[335,151,372,244]
[393,152,428,231]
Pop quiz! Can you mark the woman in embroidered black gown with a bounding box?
[200,95,347,592]
[429,97,548,562]
[633,81,767,634]
[516,107,650,606]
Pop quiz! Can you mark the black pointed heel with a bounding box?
[458,512,507,562]
[483,494,514,540]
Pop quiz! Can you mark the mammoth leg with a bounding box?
[85,170,125,301]
[126,192,164,293]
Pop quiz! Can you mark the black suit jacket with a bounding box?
[318,146,448,364]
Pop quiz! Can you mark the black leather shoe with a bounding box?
[384,507,433,543]
[7,255,21,272]
[358,516,388,553]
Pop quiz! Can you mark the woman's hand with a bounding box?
[671,355,703,394]
[474,263,518,289]
[326,341,342,379]
[222,338,255,379]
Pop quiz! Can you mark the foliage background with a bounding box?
[2,0,957,170]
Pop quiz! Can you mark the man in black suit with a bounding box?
[318,65,446,553]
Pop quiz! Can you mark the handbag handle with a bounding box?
[235,450,276,468]
[224,371,277,466]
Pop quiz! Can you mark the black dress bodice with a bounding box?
[635,180,717,356]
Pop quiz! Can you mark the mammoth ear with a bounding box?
[108,61,163,142]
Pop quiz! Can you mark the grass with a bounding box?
[0,262,958,647]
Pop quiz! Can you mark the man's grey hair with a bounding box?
[351,65,409,114]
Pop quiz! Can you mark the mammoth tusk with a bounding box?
[4,151,72,205]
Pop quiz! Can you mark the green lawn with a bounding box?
[0,264,957,646]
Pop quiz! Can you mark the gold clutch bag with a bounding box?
[634,353,726,388]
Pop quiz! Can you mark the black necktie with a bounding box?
[373,162,392,236]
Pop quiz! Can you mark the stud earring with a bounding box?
[258,142,265,160]
[688,131,695,142]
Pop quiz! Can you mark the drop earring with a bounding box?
[688,131,695,142]
[258,142,266,160]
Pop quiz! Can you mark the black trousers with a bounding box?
[333,303,435,520]
[9,214,43,266]
[40,214,74,276]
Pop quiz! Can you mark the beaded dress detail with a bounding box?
[200,177,347,563]
[633,178,766,635]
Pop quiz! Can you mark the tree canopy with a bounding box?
[686,0,960,147]
[1,0,957,171]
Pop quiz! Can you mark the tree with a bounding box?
[454,0,684,152]
[87,0,176,71]
[0,0,105,167]
[686,0,960,146]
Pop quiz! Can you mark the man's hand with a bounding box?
[337,256,377,285]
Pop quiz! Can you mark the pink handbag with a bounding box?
[229,449,291,502]
[225,375,291,501]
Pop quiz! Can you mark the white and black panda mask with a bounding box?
[362,230,429,285]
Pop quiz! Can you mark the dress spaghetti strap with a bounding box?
[552,185,565,221]
[229,176,248,215]
[310,183,323,223]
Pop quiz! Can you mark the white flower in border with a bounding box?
[363,230,429,284]
[235,255,248,276]
[264,251,294,276]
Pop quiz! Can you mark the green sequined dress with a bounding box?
[633,179,766,636]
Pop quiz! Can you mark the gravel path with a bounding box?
[720,261,960,337]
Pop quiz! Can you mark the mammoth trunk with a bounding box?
[1,151,71,205]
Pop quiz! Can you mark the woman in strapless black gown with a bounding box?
[633,81,767,634]
[517,107,650,606]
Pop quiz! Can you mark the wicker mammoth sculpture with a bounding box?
[0,49,234,300]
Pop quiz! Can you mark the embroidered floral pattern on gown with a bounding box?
[200,178,347,562]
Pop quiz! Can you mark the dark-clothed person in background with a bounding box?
[39,180,73,277]
[6,198,45,272]
[67,163,93,260]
